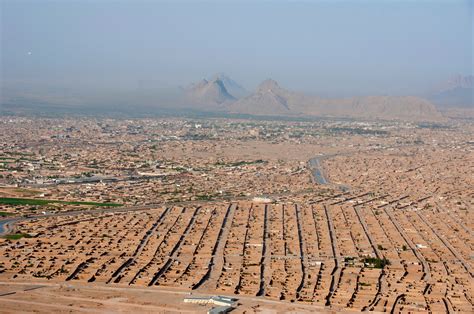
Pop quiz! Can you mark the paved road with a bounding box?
[0,218,21,235]
[308,157,328,184]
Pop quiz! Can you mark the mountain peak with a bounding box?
[186,77,235,106]
[211,78,226,89]
[257,79,281,93]
[209,73,248,98]
[212,72,230,81]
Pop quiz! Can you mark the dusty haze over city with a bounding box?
[0,0,473,313]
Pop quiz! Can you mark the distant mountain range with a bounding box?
[428,75,473,109]
[4,73,464,121]
[225,79,442,121]
[181,76,442,121]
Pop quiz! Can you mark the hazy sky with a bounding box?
[1,0,473,99]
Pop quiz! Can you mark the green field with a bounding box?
[0,211,15,217]
[4,233,31,240]
[0,197,121,207]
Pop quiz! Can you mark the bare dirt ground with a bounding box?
[0,281,335,314]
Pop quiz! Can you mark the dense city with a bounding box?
[0,117,471,313]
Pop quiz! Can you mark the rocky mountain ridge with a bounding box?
[223,78,442,121]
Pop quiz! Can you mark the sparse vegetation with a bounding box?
[363,257,390,269]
